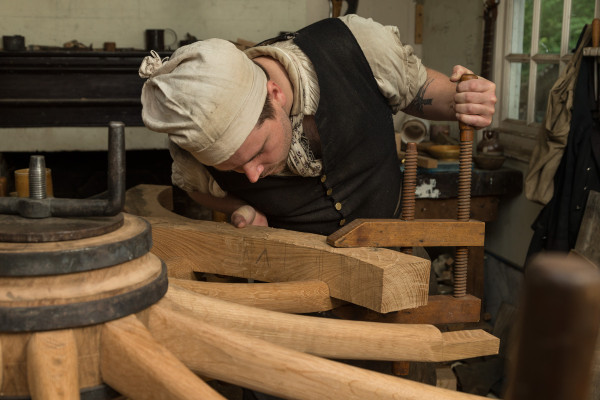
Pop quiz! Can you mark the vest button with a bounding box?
[320,175,327,183]
[326,188,333,196]
[339,219,346,226]
[335,202,342,211]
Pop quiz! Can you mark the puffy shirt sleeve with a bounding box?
[340,14,427,113]
[169,141,227,197]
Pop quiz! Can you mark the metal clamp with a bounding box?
[0,121,125,218]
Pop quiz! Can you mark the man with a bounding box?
[139,15,496,236]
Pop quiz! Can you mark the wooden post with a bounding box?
[27,330,80,400]
[505,253,600,400]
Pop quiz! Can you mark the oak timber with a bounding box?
[148,216,430,313]
[332,294,482,324]
[327,218,485,247]
[165,286,499,362]
[100,314,225,400]
[27,329,79,400]
[169,278,343,313]
[0,326,103,397]
[145,301,487,400]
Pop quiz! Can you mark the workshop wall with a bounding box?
[0,0,418,152]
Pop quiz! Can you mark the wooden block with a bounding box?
[327,219,485,248]
[332,295,481,325]
[101,314,224,400]
[169,278,343,314]
[147,217,430,313]
[145,302,490,400]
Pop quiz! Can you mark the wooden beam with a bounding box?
[27,330,79,400]
[145,302,488,400]
[163,288,498,362]
[169,278,343,314]
[332,294,481,325]
[327,219,485,248]
[100,314,224,400]
[147,217,430,313]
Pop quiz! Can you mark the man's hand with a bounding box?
[450,65,497,130]
[231,205,269,228]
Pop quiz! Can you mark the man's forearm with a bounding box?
[402,67,457,121]
[402,65,496,130]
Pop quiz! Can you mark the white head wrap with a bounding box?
[139,39,268,166]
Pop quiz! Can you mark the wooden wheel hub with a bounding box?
[0,213,167,398]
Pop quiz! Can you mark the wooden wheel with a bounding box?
[0,211,500,400]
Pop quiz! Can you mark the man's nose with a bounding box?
[243,163,263,183]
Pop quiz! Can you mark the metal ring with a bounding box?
[0,217,152,277]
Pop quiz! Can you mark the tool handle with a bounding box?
[593,18,600,48]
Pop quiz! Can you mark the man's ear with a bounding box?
[267,80,286,107]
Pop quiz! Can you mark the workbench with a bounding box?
[413,166,523,300]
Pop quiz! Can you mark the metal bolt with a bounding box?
[28,155,47,200]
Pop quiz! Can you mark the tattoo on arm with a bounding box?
[404,79,434,117]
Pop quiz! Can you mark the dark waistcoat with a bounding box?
[208,18,401,235]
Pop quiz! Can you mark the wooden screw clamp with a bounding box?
[453,73,478,297]
[400,142,418,255]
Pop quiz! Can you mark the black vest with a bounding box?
[209,18,401,235]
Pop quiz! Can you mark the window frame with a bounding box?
[491,0,599,162]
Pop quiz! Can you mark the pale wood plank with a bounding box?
[327,219,485,247]
[169,278,343,313]
[145,301,487,400]
[100,314,224,400]
[148,216,430,313]
[164,286,499,362]
[441,330,500,361]
[27,329,79,400]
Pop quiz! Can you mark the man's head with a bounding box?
[140,39,268,166]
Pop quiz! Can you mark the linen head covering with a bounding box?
[139,39,268,166]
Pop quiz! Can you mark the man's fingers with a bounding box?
[231,205,256,228]
[450,65,475,81]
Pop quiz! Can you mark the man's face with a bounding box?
[213,100,292,183]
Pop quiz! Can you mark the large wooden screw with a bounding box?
[453,73,477,297]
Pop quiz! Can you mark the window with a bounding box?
[492,0,597,161]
